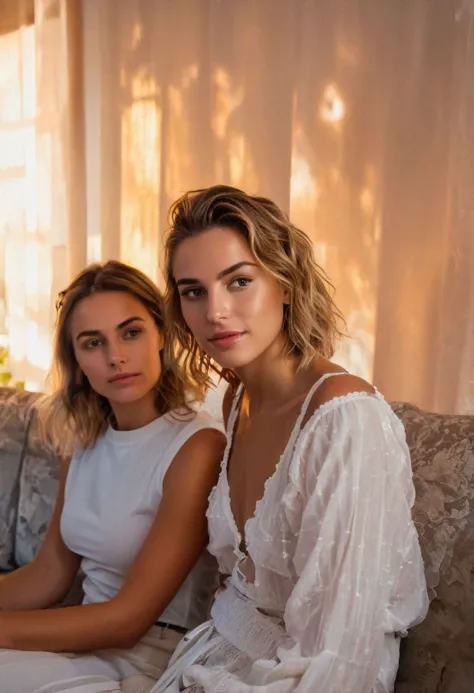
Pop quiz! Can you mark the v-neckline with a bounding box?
[221,384,246,556]
[222,374,342,558]
[223,385,296,558]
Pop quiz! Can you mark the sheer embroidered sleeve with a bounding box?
[272,395,429,692]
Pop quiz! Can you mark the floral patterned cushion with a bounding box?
[15,408,60,566]
[0,388,39,570]
[393,402,474,693]
[0,388,60,570]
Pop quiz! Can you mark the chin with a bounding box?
[106,386,150,405]
[209,350,255,371]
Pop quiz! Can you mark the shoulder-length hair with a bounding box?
[39,260,196,454]
[163,185,345,396]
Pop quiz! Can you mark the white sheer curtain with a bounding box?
[0,0,85,391]
[80,0,474,414]
[0,0,473,413]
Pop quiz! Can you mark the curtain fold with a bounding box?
[0,0,85,390]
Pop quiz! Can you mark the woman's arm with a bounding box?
[0,458,81,612]
[0,426,225,652]
[271,396,427,693]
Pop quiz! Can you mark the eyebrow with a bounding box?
[176,261,258,287]
[75,316,145,341]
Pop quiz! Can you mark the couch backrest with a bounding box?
[393,402,474,693]
[0,388,60,570]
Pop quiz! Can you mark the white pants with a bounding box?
[0,625,182,693]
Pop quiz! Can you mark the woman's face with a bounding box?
[70,291,162,410]
[173,226,288,371]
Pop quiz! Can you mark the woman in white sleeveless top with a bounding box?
[151,186,429,693]
[0,261,225,693]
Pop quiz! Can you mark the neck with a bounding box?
[110,392,161,431]
[233,336,306,415]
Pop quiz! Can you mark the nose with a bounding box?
[206,287,229,324]
[107,340,127,367]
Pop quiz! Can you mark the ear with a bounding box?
[282,286,291,305]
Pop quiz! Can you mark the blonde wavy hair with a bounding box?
[164,185,345,396]
[39,260,195,455]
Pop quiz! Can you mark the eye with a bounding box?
[124,327,142,339]
[84,338,103,349]
[180,287,206,300]
[229,276,252,289]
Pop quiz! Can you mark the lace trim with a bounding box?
[296,389,382,441]
[206,384,244,529]
[219,385,246,559]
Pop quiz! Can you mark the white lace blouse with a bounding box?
[153,374,429,693]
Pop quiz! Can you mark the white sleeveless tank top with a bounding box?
[60,410,224,630]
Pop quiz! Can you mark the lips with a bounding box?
[209,331,246,348]
[108,373,140,384]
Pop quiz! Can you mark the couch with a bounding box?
[0,387,473,692]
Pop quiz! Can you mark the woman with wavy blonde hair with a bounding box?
[0,260,225,693]
[152,185,428,693]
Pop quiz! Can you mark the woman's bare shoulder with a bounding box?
[303,364,376,423]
